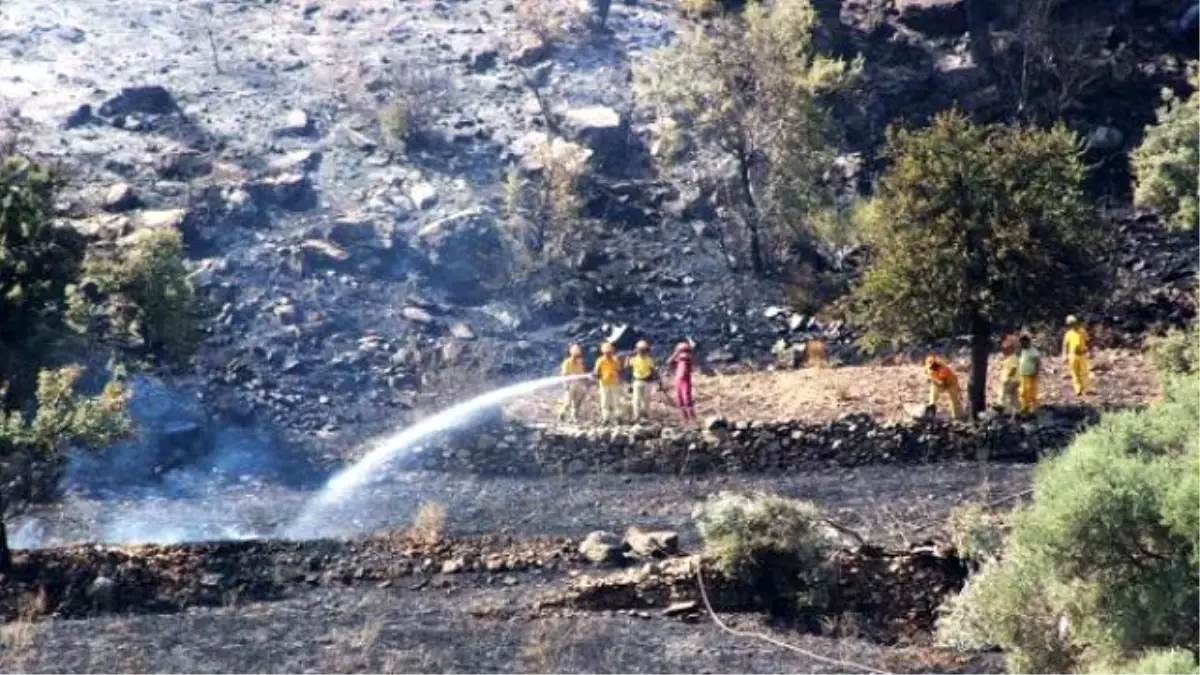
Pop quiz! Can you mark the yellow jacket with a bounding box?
[1000,354,1019,384]
[627,354,655,380]
[927,360,959,390]
[594,355,621,384]
[1063,328,1089,359]
[560,357,587,376]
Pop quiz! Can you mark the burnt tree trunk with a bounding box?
[0,493,11,574]
[968,312,992,417]
[734,144,765,276]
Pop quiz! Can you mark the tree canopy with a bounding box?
[852,110,1111,413]
[1132,64,1199,232]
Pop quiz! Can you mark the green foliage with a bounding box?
[0,156,86,356]
[693,491,833,604]
[936,325,1200,673]
[1088,649,1200,675]
[0,366,132,456]
[78,228,198,359]
[853,111,1106,349]
[1132,66,1199,232]
[634,0,859,274]
[948,503,1005,564]
[1152,321,1200,393]
[503,136,591,263]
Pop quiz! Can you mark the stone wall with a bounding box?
[399,408,1102,475]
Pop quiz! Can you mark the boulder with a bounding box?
[98,85,178,118]
[276,109,313,137]
[624,527,679,558]
[449,322,477,340]
[579,530,627,565]
[895,0,967,37]
[298,239,351,270]
[410,182,439,210]
[133,208,189,234]
[102,183,140,212]
[412,209,507,305]
[562,105,630,175]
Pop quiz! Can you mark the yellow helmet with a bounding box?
[1065,315,1079,326]
[568,343,583,357]
[635,339,650,351]
[925,354,938,368]
[600,342,615,355]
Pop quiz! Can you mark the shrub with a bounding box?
[936,325,1199,673]
[503,135,591,262]
[514,0,577,43]
[1149,325,1200,386]
[947,503,1005,564]
[1088,649,1200,675]
[693,491,834,608]
[376,70,452,147]
[0,365,132,567]
[77,228,198,359]
[1132,66,1199,232]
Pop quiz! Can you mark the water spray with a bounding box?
[284,374,587,540]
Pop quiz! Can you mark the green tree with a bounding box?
[851,111,1109,415]
[0,156,87,403]
[1132,66,1199,232]
[0,366,132,569]
[634,0,858,275]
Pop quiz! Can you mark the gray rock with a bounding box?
[449,322,476,340]
[624,527,679,558]
[269,149,321,173]
[1086,126,1124,153]
[579,530,627,565]
[98,85,178,118]
[403,306,434,324]
[88,576,117,607]
[102,183,140,212]
[277,108,314,137]
[412,208,507,304]
[467,49,499,73]
[663,600,699,617]
[298,239,351,270]
[895,0,966,37]
[562,105,629,175]
[509,35,551,66]
[410,182,439,210]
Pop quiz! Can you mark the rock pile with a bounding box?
[539,542,967,642]
[400,408,1101,476]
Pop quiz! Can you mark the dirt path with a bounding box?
[506,348,1159,425]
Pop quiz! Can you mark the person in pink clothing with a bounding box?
[669,341,695,422]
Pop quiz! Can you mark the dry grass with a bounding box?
[505,348,1160,425]
[514,0,580,44]
[409,501,446,546]
[520,620,574,674]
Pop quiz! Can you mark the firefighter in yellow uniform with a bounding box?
[625,340,655,422]
[1062,315,1091,396]
[997,334,1020,414]
[593,342,622,423]
[926,355,964,420]
[558,343,588,422]
[1017,335,1041,415]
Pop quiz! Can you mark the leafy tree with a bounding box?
[1132,66,1199,232]
[0,156,87,403]
[0,366,132,569]
[937,325,1199,673]
[634,0,859,275]
[851,111,1109,415]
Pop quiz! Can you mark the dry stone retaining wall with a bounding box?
[401,408,1102,475]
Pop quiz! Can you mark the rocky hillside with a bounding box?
[0,0,1194,470]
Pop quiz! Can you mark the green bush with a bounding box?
[79,228,198,359]
[693,492,834,607]
[1088,648,1200,675]
[936,325,1200,673]
[1132,67,1199,232]
[948,503,1005,564]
